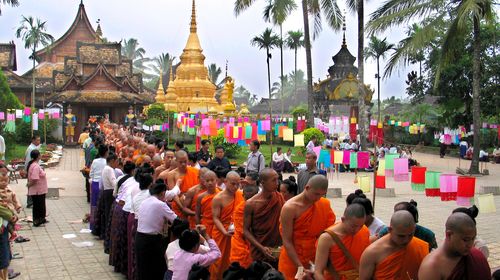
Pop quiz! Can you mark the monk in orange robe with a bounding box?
[244,168,285,268]
[230,184,259,268]
[196,170,219,235]
[314,203,371,280]
[181,168,209,229]
[167,150,199,218]
[359,210,428,280]
[210,171,245,280]
[279,175,336,280]
[418,213,490,280]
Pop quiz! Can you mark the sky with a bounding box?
[0,0,418,101]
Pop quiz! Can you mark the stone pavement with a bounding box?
[6,148,500,279]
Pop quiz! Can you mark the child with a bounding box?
[172,225,221,280]
[0,163,22,241]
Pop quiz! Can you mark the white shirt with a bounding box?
[101,165,117,191]
[25,143,41,167]
[459,141,468,148]
[479,150,488,158]
[272,152,284,162]
[306,141,315,152]
[389,147,398,154]
[284,153,292,164]
[368,216,386,236]
[350,143,358,151]
[137,196,177,234]
[132,189,151,216]
[439,134,445,144]
[0,135,5,160]
[122,180,140,213]
[89,158,107,182]
[344,143,351,150]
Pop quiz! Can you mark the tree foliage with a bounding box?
[0,70,23,112]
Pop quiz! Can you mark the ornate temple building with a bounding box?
[160,0,234,114]
[1,2,153,137]
[312,28,373,120]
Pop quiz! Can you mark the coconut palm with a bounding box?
[365,35,394,123]
[121,38,151,75]
[367,0,494,174]
[235,0,343,123]
[15,16,54,134]
[263,0,297,115]
[151,52,175,88]
[0,0,19,15]
[207,63,222,85]
[251,28,281,103]
[285,30,304,96]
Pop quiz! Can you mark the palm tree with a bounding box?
[263,0,297,115]
[0,0,19,15]
[251,28,281,104]
[15,16,54,135]
[365,35,394,123]
[367,0,494,174]
[235,0,343,123]
[285,30,304,97]
[151,52,175,89]
[121,38,151,75]
[207,63,222,85]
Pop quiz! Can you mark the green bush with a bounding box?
[212,129,242,159]
[302,127,325,147]
[12,118,60,144]
[0,70,23,112]
[145,103,168,121]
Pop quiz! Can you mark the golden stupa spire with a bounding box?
[155,70,166,103]
[95,19,103,43]
[190,0,197,33]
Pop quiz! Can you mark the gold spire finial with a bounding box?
[190,0,197,33]
[169,63,174,82]
[95,19,103,43]
[225,60,228,78]
[157,70,164,93]
[342,9,347,47]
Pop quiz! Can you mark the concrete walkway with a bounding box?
[7,148,500,279]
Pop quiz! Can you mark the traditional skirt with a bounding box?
[93,190,104,237]
[127,213,138,280]
[109,203,129,274]
[101,198,116,254]
[89,181,100,231]
[135,232,168,280]
[0,228,10,269]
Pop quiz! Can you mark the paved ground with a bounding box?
[7,148,500,279]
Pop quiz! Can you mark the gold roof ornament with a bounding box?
[223,76,236,114]
[155,70,167,103]
[330,73,374,103]
[239,103,250,116]
[164,0,218,113]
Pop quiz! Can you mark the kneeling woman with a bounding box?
[135,181,179,280]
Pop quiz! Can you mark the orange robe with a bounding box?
[278,197,336,280]
[230,201,252,268]
[188,187,206,229]
[210,190,244,280]
[200,189,220,236]
[374,237,428,280]
[324,225,370,280]
[173,167,200,217]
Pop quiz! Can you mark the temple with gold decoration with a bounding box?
[158,0,235,114]
[313,24,373,120]
[1,1,153,140]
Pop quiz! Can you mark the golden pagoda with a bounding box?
[164,64,178,112]
[155,71,167,103]
[164,0,218,113]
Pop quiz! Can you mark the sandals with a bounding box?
[14,236,30,243]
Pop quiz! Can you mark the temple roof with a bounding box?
[0,42,17,71]
[35,2,97,60]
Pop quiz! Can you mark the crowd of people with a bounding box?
[0,121,498,280]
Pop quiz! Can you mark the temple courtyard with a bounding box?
[5,148,500,280]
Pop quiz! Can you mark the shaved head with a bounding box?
[307,175,329,191]
[199,167,210,178]
[175,150,188,159]
[259,168,276,181]
[344,203,366,219]
[390,210,416,228]
[202,170,216,180]
[226,171,240,180]
[446,212,476,234]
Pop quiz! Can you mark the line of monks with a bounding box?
[94,123,492,280]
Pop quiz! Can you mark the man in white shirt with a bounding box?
[272,147,285,173]
[306,136,317,153]
[0,134,5,161]
[439,134,447,158]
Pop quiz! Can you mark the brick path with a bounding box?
[7,147,500,279]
